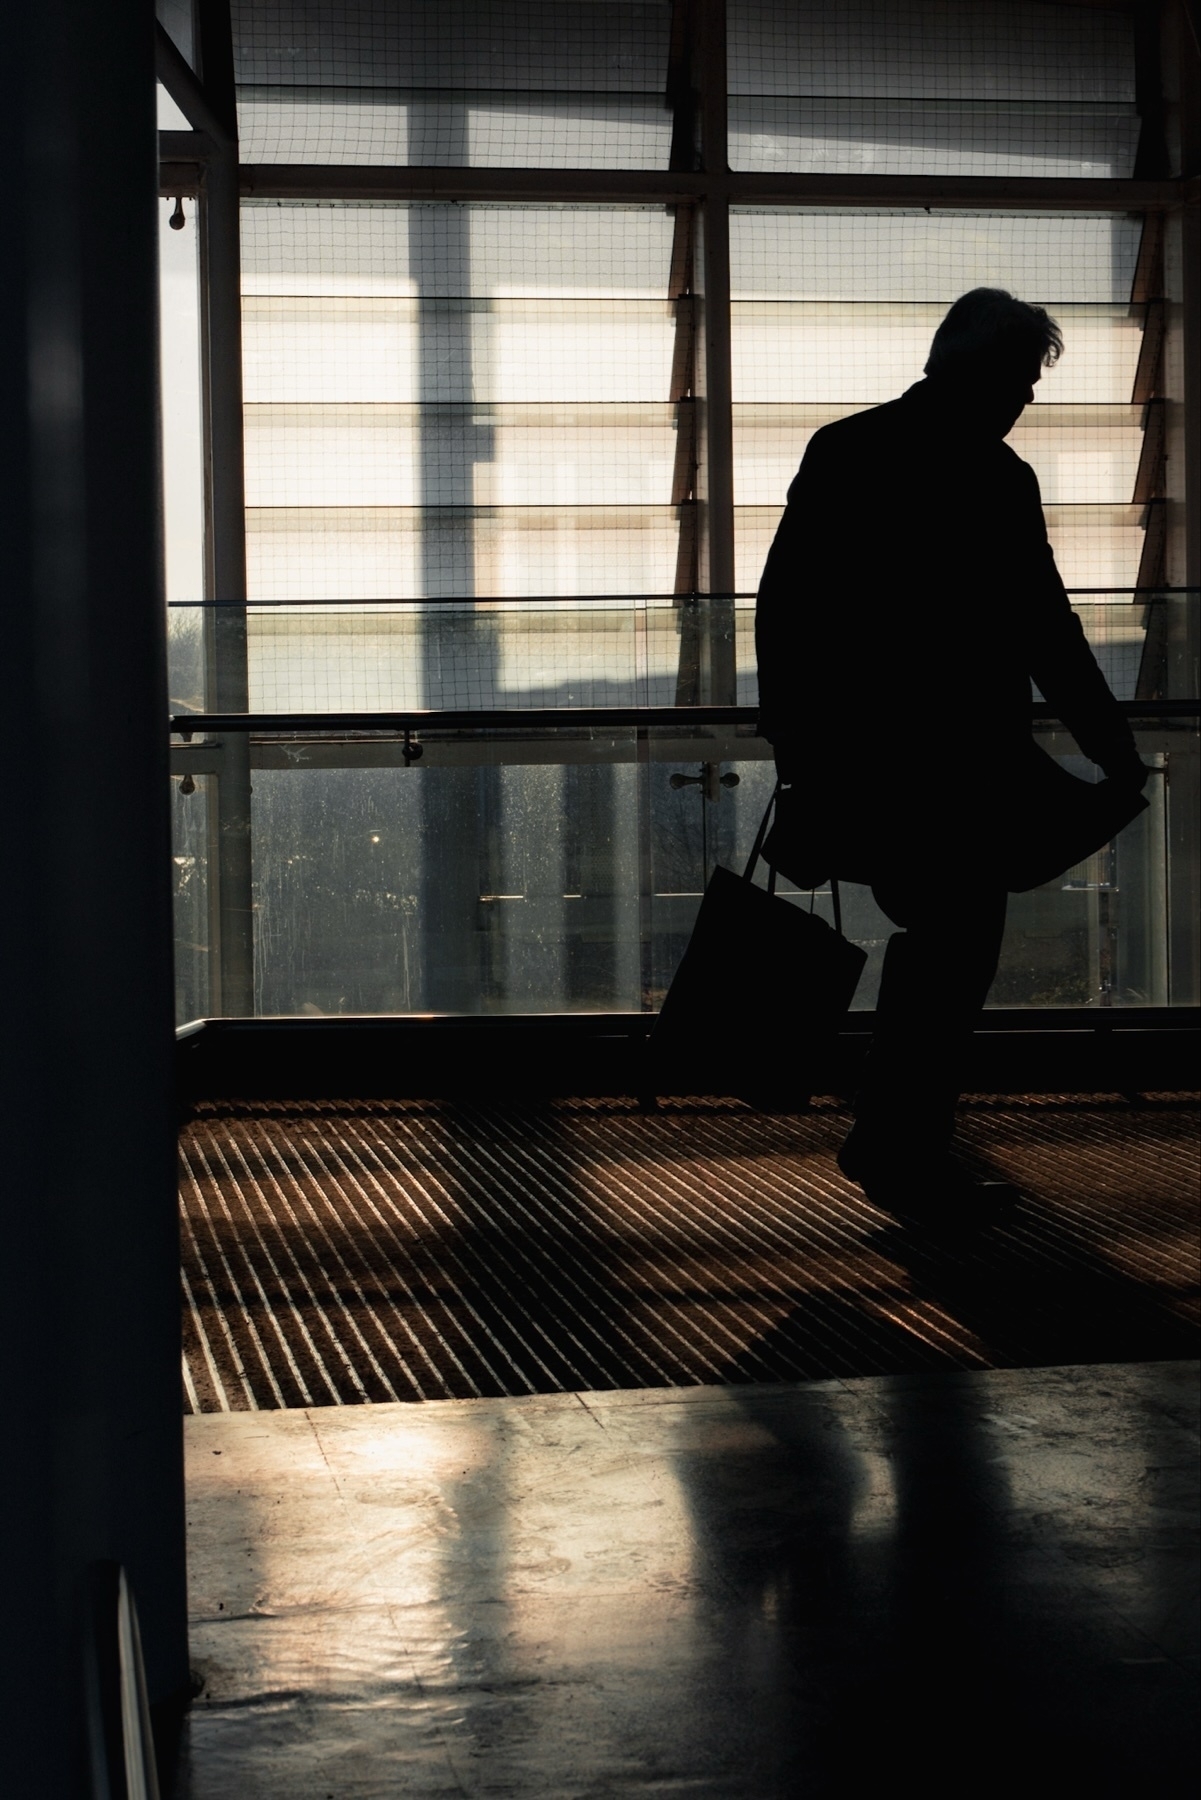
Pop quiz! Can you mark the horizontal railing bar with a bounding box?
[168,601,745,615]
[154,136,1201,213]
[167,586,1200,608]
[177,1005,1200,1042]
[172,701,1201,735]
[174,706,754,732]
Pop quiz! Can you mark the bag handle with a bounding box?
[743,780,780,884]
[744,780,845,933]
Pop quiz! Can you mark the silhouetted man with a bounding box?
[755,288,1148,1219]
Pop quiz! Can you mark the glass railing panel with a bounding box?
[246,728,643,1019]
[170,593,1197,723]
[169,596,742,716]
[170,718,1196,1025]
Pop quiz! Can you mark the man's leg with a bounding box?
[839,878,1008,1189]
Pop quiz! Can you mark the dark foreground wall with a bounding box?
[0,1,189,1792]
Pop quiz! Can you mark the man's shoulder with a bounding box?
[810,397,907,450]
[997,439,1037,479]
[991,439,1042,504]
[802,398,909,474]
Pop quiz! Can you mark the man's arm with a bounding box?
[1014,462,1147,789]
[754,430,841,755]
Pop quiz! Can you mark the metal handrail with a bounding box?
[172,700,1201,735]
[167,585,1201,608]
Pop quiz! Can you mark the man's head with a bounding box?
[924,287,1064,435]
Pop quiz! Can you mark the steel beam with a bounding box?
[233,163,1197,211]
[154,19,233,146]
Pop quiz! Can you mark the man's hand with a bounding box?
[1105,754,1150,793]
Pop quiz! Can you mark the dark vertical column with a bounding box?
[1,0,189,1789]
[196,0,253,1015]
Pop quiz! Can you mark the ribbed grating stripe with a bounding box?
[179,1094,1200,1412]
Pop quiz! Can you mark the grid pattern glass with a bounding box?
[241,199,694,709]
[232,1,674,168]
[728,0,1140,177]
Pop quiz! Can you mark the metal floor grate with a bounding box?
[179,1095,1200,1412]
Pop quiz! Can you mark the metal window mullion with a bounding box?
[698,0,736,704]
[230,166,1191,211]
[667,3,702,704]
[196,0,253,1017]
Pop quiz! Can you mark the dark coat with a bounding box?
[754,377,1146,889]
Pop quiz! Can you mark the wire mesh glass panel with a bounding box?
[728,0,1139,176]
[242,201,675,296]
[232,0,673,167]
[241,200,692,705]
[246,403,680,505]
[243,299,677,403]
[730,211,1142,302]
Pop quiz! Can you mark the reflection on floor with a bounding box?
[179,1095,1200,1408]
[175,1361,1199,1799]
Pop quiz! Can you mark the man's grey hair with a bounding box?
[925,287,1064,379]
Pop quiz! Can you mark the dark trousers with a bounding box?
[847,877,1009,1161]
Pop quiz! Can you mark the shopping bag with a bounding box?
[647,786,867,1108]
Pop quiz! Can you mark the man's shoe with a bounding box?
[836,1137,1020,1227]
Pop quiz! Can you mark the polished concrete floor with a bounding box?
[176,1362,1199,1798]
